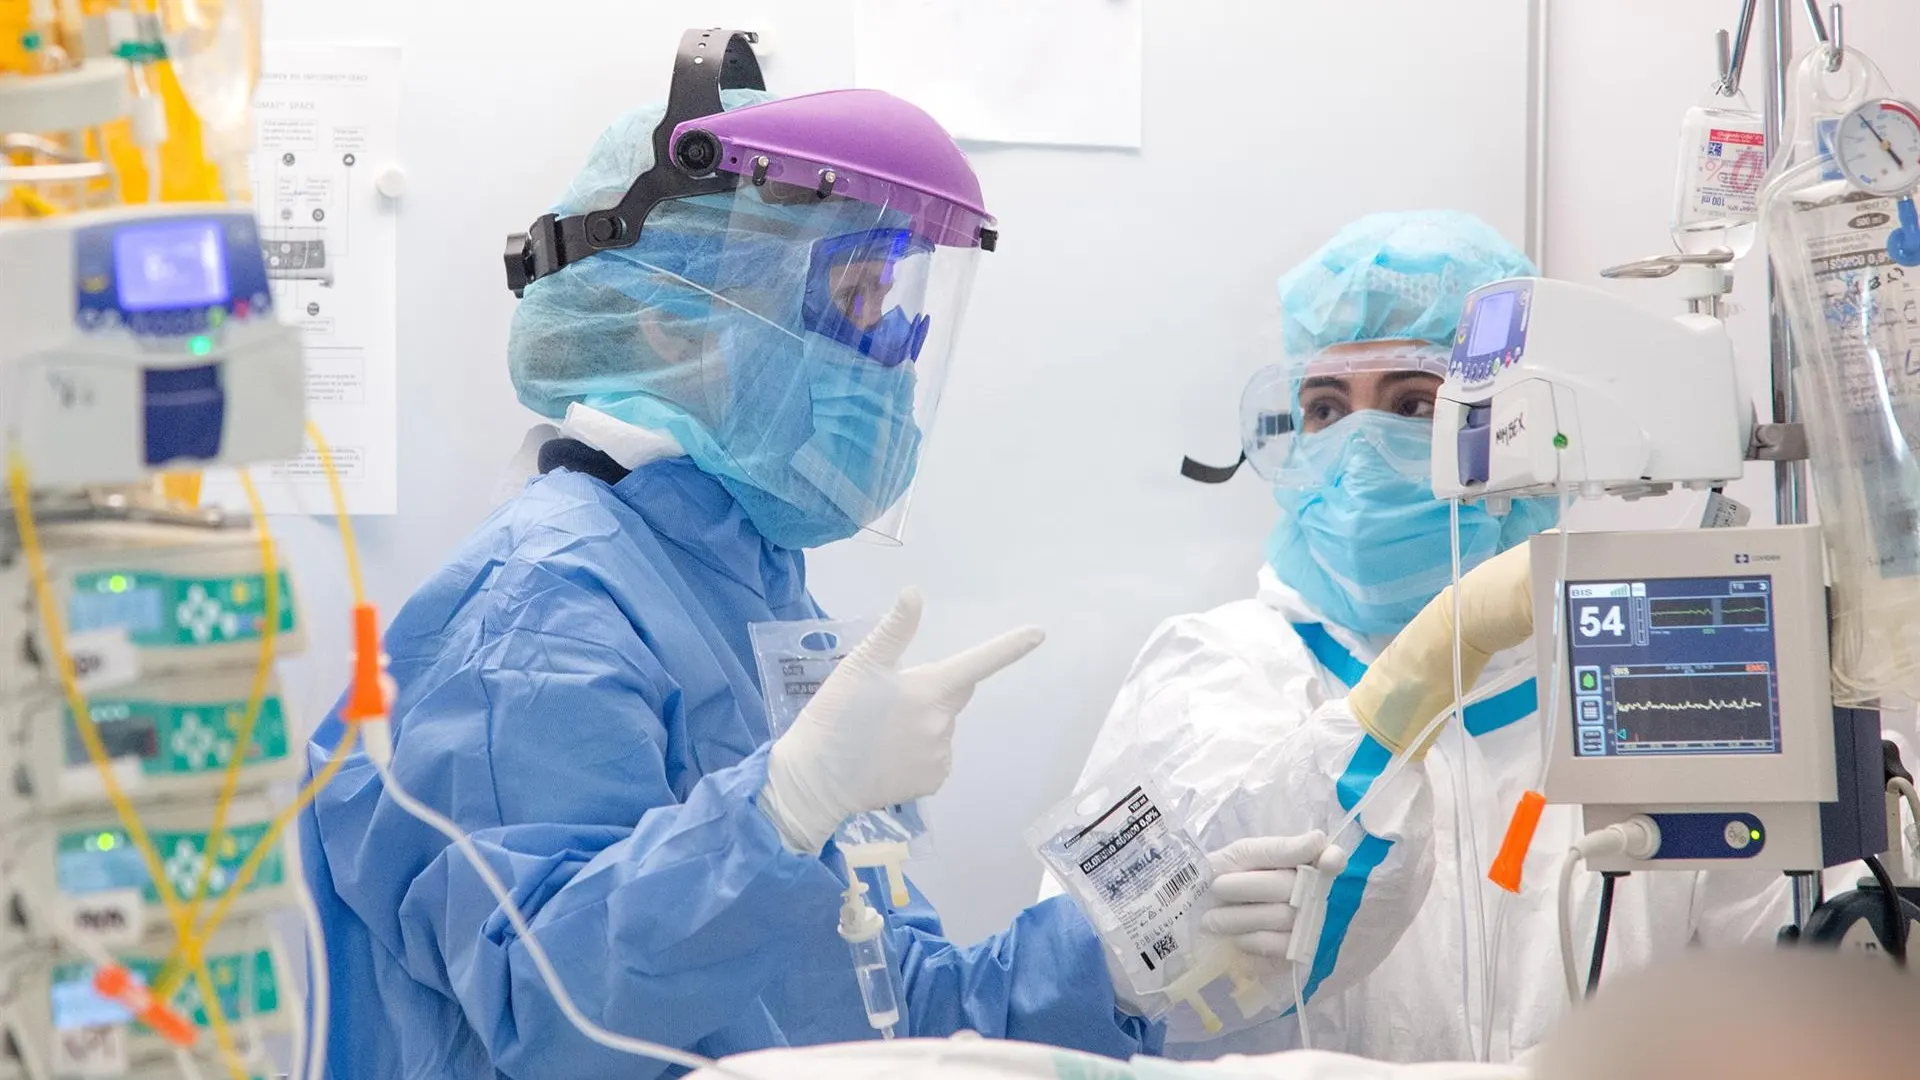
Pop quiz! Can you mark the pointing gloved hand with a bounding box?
[1348,539,1535,757]
[760,588,1046,855]
[1200,831,1339,960]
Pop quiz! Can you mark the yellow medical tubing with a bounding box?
[6,448,250,1080]
[173,471,280,974]
[306,422,367,607]
[178,423,371,961]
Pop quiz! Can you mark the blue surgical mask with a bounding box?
[1266,411,1557,637]
[785,343,922,544]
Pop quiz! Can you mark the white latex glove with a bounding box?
[759,588,1045,855]
[1199,831,1332,959]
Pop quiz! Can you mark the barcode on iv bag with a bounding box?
[1154,862,1200,908]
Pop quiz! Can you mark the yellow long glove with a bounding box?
[1348,540,1535,757]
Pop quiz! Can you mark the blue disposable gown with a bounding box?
[298,455,1158,1079]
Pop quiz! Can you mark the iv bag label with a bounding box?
[1794,188,1920,577]
[50,1024,127,1078]
[1686,126,1766,219]
[1701,492,1753,529]
[1042,786,1209,971]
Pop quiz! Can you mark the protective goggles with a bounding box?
[803,227,937,367]
[1182,341,1453,485]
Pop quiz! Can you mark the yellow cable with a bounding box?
[164,470,280,992]
[180,422,370,960]
[306,422,368,604]
[5,448,249,1079]
[192,724,359,951]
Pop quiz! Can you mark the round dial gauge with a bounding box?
[1834,98,1920,197]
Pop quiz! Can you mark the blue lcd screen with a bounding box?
[1564,575,1781,757]
[67,586,165,636]
[113,220,230,311]
[51,975,134,1030]
[1468,291,1516,356]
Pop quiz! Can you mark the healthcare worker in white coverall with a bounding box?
[1050,210,1912,1063]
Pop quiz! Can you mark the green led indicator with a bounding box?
[1552,432,1569,450]
[108,574,129,593]
[1750,828,1762,841]
[1579,671,1598,690]
[189,335,213,357]
[94,832,118,852]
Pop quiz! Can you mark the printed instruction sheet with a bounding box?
[852,0,1142,149]
[205,42,401,515]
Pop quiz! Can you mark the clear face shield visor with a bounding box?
[622,167,987,546]
[1240,341,1453,488]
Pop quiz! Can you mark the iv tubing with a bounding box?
[1446,498,1489,1062]
[295,425,748,1079]
[5,448,250,1080]
[169,472,281,992]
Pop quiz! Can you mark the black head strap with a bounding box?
[504,28,766,296]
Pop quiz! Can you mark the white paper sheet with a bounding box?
[853,0,1143,149]
[203,42,401,515]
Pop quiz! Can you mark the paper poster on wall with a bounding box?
[852,0,1142,149]
[204,42,401,515]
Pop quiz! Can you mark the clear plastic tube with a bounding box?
[847,933,899,1039]
[287,835,330,1080]
[367,754,749,1079]
[1445,498,1486,1062]
[1478,485,1574,1062]
[1291,963,1312,1050]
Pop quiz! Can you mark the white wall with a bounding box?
[259,0,1538,945]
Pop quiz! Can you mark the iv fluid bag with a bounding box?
[1761,48,1920,702]
[1672,90,1767,257]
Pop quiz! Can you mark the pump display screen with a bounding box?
[66,584,165,636]
[1564,575,1781,757]
[1467,290,1516,355]
[113,220,230,311]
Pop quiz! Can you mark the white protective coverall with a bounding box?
[1049,565,1901,1061]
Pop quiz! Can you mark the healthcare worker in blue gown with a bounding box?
[295,65,1326,1080]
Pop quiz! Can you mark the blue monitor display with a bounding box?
[1564,574,1781,757]
[113,220,230,311]
[1467,290,1516,356]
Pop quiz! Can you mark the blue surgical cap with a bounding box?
[507,88,777,421]
[1275,210,1537,356]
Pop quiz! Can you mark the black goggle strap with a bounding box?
[1179,409,1291,484]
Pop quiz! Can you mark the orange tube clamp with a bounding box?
[342,602,387,722]
[92,965,198,1047]
[1488,790,1548,894]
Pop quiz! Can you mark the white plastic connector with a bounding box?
[1158,946,1231,1035]
[1284,842,1348,970]
[359,717,393,768]
[130,91,165,148]
[1561,818,1661,1002]
[840,840,911,906]
[837,878,884,945]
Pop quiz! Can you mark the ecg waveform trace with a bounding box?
[1648,595,1771,629]
[1609,670,1773,746]
[1615,696,1768,714]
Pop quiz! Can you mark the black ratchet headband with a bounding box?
[503,28,766,297]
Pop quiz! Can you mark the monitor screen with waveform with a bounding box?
[1564,574,1782,758]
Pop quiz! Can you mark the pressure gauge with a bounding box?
[1834,98,1920,197]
